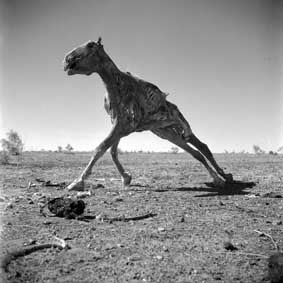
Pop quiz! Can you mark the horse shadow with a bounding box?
[151,180,256,197]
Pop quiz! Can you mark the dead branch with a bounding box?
[1,237,70,272]
[216,251,268,259]
[254,229,280,251]
[232,252,268,258]
[94,178,106,182]
[104,212,157,223]
[35,178,66,188]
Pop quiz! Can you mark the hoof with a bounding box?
[122,172,132,187]
[67,179,85,191]
[213,177,226,188]
[224,173,234,183]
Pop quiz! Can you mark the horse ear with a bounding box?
[97,37,102,46]
[86,41,96,48]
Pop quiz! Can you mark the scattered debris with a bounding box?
[0,196,6,202]
[273,220,282,226]
[180,216,185,223]
[127,254,142,262]
[224,241,238,251]
[5,203,13,210]
[113,197,124,202]
[76,191,92,198]
[94,178,106,182]
[27,181,36,189]
[162,246,169,252]
[32,193,48,214]
[23,239,37,246]
[35,178,66,188]
[245,193,260,198]
[92,183,105,189]
[95,213,108,222]
[261,192,283,199]
[224,230,238,251]
[234,205,266,218]
[32,192,46,201]
[14,196,24,203]
[110,178,121,182]
[1,236,70,273]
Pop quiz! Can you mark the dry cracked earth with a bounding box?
[1,152,283,283]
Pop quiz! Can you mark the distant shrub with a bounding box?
[1,130,24,156]
[253,145,265,154]
[269,151,278,155]
[170,146,179,154]
[65,144,74,154]
[0,151,10,165]
[57,146,63,152]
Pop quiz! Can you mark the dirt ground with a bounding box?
[1,152,283,283]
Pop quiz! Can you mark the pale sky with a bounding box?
[1,0,282,152]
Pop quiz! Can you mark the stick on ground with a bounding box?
[254,229,280,251]
[1,237,70,272]
[105,212,157,223]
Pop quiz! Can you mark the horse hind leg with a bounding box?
[168,103,193,140]
[186,133,233,182]
[152,127,225,187]
[169,105,233,182]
